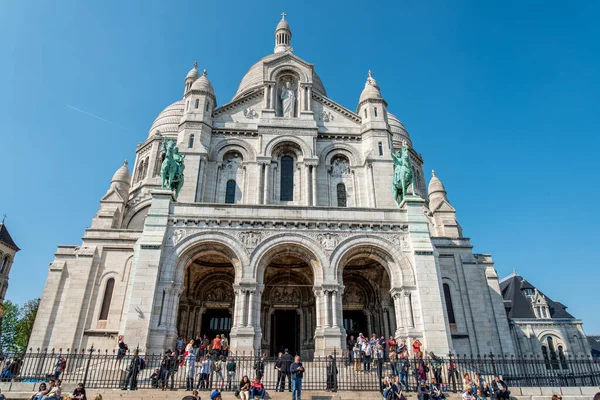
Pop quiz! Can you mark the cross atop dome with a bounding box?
[193,61,198,69]
[281,12,286,19]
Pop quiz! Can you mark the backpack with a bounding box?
[59,359,66,371]
[214,361,222,372]
[139,358,146,371]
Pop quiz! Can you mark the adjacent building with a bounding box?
[0,221,19,304]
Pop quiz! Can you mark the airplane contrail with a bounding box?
[66,104,128,130]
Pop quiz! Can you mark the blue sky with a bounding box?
[1,1,599,333]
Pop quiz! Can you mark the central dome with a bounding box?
[232,53,327,101]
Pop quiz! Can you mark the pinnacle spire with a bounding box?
[274,13,292,53]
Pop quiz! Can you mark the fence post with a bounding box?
[82,346,94,387]
[489,352,497,377]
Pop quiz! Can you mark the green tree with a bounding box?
[0,298,40,355]
[15,298,40,353]
[0,301,21,354]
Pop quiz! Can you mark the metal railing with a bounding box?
[1,348,599,392]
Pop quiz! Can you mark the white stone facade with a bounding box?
[28,15,588,359]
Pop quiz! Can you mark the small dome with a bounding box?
[276,18,291,31]
[428,170,447,198]
[388,112,412,147]
[359,70,383,104]
[111,160,131,185]
[147,100,185,138]
[185,62,200,81]
[191,69,215,95]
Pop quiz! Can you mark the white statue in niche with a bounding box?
[280,81,296,117]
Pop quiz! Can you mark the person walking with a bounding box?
[121,349,141,391]
[279,349,292,392]
[398,351,410,391]
[326,355,338,392]
[290,355,305,400]
[53,356,66,380]
[274,352,284,391]
[185,350,197,391]
[254,354,265,380]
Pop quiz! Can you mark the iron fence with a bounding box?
[0,348,599,392]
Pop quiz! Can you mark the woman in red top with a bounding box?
[250,377,265,399]
[412,338,422,357]
[387,336,397,353]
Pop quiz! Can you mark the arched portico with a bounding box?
[250,237,331,358]
[149,232,247,353]
[331,236,416,342]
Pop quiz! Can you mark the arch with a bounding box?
[188,134,195,148]
[162,231,248,285]
[267,64,310,83]
[124,203,151,230]
[330,235,414,288]
[99,278,115,320]
[209,138,256,162]
[318,143,363,166]
[264,135,313,159]
[250,233,328,284]
[536,330,567,346]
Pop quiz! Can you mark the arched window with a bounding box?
[337,183,347,207]
[364,109,367,118]
[0,256,8,274]
[374,107,378,117]
[142,157,149,179]
[186,100,189,110]
[542,346,551,369]
[155,152,166,177]
[195,99,199,109]
[225,180,236,204]
[378,142,383,156]
[189,134,195,148]
[205,101,210,112]
[443,283,456,324]
[280,155,294,201]
[558,345,568,369]
[547,337,559,369]
[99,278,115,320]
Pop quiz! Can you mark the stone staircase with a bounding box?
[2,387,599,399]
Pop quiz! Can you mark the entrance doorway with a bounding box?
[201,309,232,338]
[271,310,300,356]
[343,310,368,339]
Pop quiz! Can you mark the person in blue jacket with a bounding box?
[290,355,305,400]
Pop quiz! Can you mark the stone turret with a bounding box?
[91,161,130,229]
[274,12,292,54]
[428,170,462,237]
[183,61,200,97]
[357,70,388,128]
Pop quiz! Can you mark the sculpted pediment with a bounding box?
[263,53,316,84]
[213,95,263,124]
[101,187,125,203]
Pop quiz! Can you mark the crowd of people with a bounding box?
[345,333,514,400]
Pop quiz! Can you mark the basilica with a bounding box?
[28,15,590,360]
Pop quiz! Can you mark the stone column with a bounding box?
[311,165,317,206]
[269,85,275,110]
[308,87,313,111]
[314,289,322,328]
[304,164,311,206]
[233,288,241,328]
[325,291,332,328]
[214,163,222,202]
[404,292,414,328]
[331,290,339,328]
[264,85,269,108]
[195,157,206,202]
[263,162,271,204]
[247,290,255,327]
[258,164,265,205]
[392,293,404,333]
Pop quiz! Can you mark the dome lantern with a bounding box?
[274,12,292,54]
